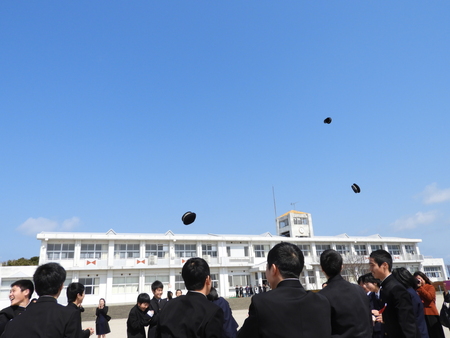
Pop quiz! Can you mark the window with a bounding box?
[175,244,197,258]
[0,279,16,299]
[300,271,315,285]
[424,266,442,279]
[354,244,367,255]
[228,275,249,288]
[145,244,168,258]
[254,245,269,258]
[297,244,310,256]
[336,244,349,255]
[387,245,401,255]
[175,275,185,291]
[47,243,75,260]
[226,247,231,257]
[144,274,169,293]
[202,244,217,257]
[244,246,249,256]
[80,244,105,259]
[112,276,139,294]
[293,217,308,225]
[279,219,289,228]
[405,245,415,254]
[114,244,140,259]
[371,244,383,252]
[79,277,100,295]
[210,274,219,289]
[315,244,331,256]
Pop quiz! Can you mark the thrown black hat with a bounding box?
[324,117,332,124]
[351,183,361,193]
[182,212,196,225]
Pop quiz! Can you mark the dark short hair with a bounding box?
[207,287,219,301]
[267,242,304,279]
[151,280,164,291]
[413,271,432,285]
[369,250,392,272]
[33,263,66,296]
[182,257,210,291]
[66,282,85,303]
[137,293,151,304]
[320,249,342,278]
[363,273,381,286]
[167,291,173,300]
[393,268,418,289]
[11,279,34,299]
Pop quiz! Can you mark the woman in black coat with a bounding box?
[95,298,111,338]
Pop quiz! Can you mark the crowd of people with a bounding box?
[0,244,448,337]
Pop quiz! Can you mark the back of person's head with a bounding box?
[207,287,219,301]
[320,249,343,278]
[392,267,418,289]
[363,273,381,286]
[66,282,85,303]
[11,279,34,299]
[413,271,432,285]
[137,293,151,304]
[369,250,392,271]
[33,262,66,296]
[267,242,304,279]
[182,257,210,291]
[151,280,164,291]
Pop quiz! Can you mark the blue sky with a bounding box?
[1,2,450,264]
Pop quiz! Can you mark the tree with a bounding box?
[4,256,39,266]
[342,253,369,283]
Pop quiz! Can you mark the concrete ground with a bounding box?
[81,294,450,338]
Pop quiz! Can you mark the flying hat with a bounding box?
[324,117,332,124]
[182,212,196,225]
[351,183,361,193]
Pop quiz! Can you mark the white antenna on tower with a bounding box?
[290,201,299,210]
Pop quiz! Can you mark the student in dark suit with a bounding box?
[157,257,224,338]
[319,249,372,338]
[148,280,168,338]
[238,242,332,338]
[369,249,420,338]
[1,262,81,338]
[66,282,94,338]
[127,293,152,338]
[0,279,34,335]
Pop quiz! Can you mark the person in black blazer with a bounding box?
[148,280,168,338]
[1,262,82,338]
[319,249,372,338]
[369,250,420,338]
[66,282,94,338]
[238,242,332,338]
[127,293,152,338]
[156,257,224,338]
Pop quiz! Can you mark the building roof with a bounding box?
[36,230,421,243]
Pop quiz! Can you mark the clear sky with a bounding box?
[1,2,450,264]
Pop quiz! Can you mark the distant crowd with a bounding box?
[0,243,448,337]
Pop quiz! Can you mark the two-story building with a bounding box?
[0,210,446,308]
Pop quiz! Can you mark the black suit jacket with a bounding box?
[0,305,25,336]
[380,274,420,338]
[127,304,152,338]
[148,297,168,338]
[238,279,331,338]
[1,296,81,338]
[67,302,90,338]
[157,291,224,338]
[319,274,372,338]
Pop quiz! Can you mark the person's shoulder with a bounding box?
[0,306,15,319]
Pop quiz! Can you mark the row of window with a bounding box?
[46,242,417,260]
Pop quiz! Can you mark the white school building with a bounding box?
[0,210,447,308]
